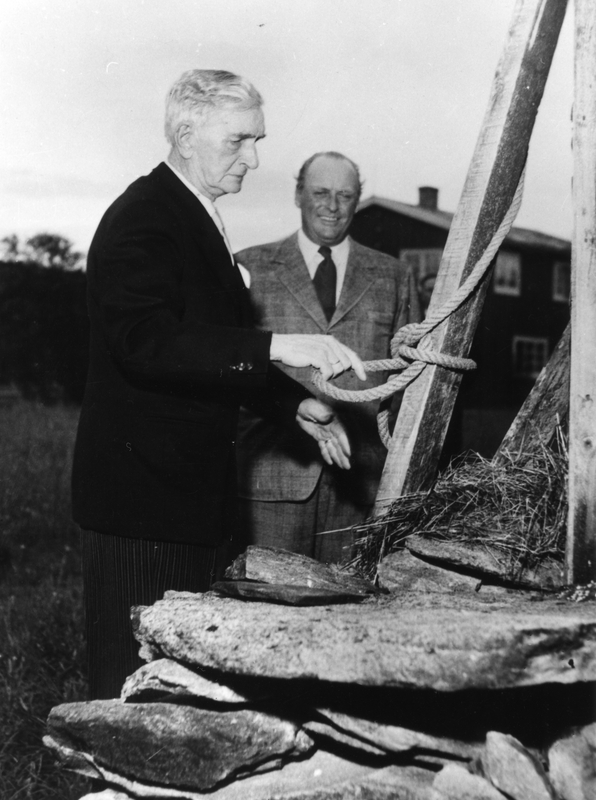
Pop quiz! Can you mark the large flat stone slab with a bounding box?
[211,581,368,606]
[47,700,313,791]
[44,738,435,799]
[406,536,565,591]
[132,591,596,691]
[378,550,509,595]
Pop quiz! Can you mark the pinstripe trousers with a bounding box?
[81,530,226,700]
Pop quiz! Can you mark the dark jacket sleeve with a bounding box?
[87,193,272,390]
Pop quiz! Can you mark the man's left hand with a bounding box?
[296,398,351,470]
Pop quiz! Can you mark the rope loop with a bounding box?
[311,167,526,448]
[397,344,476,371]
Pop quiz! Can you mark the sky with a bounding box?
[0,0,574,256]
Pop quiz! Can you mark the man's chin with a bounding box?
[224,176,244,194]
[315,225,345,245]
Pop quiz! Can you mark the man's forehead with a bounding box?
[201,104,265,137]
[305,157,358,189]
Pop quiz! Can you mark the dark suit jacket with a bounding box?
[235,233,421,506]
[72,163,307,545]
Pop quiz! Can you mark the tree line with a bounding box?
[0,234,89,404]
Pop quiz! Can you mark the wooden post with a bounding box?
[374,0,568,515]
[494,324,570,463]
[567,0,596,584]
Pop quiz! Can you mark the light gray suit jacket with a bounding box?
[235,233,421,504]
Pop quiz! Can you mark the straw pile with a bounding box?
[350,435,568,585]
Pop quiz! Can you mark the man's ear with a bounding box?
[294,188,303,209]
[174,123,194,160]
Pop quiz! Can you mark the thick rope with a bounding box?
[311,169,526,446]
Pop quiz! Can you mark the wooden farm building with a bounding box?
[351,187,571,458]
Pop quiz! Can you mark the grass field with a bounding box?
[0,401,92,799]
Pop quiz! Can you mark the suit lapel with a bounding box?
[330,238,376,327]
[154,163,245,292]
[272,234,329,331]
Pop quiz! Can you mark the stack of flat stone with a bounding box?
[45,546,596,800]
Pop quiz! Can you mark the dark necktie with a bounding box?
[313,246,337,321]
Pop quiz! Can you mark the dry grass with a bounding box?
[350,433,568,584]
[0,401,91,800]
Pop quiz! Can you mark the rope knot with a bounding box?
[390,323,423,356]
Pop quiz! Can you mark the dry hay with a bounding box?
[350,435,568,584]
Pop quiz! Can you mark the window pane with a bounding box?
[552,261,570,302]
[512,336,549,378]
[494,251,521,296]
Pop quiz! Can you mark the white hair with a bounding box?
[164,69,263,145]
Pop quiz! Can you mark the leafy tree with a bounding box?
[26,233,84,270]
[0,234,21,261]
[0,233,84,270]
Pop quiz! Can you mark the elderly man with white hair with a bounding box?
[72,69,365,699]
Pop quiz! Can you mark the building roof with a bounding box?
[357,195,571,254]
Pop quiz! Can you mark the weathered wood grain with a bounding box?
[375,0,569,513]
[568,0,596,584]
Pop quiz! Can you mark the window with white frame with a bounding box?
[494,251,521,296]
[512,336,549,379]
[552,261,570,302]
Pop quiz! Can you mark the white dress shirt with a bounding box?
[297,228,350,303]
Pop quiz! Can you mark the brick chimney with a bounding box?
[418,186,439,211]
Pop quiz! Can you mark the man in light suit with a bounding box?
[236,152,421,564]
[72,75,366,699]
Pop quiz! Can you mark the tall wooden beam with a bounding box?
[374,0,568,514]
[567,0,596,584]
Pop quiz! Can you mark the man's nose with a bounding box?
[240,142,259,170]
[326,193,339,211]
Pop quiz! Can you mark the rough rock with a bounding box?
[120,658,255,703]
[47,700,313,791]
[406,536,565,591]
[483,731,557,800]
[378,550,508,595]
[431,763,508,799]
[44,739,435,800]
[224,546,376,595]
[132,590,596,691]
[548,722,596,800]
[313,708,481,759]
[211,580,368,606]
[302,719,388,756]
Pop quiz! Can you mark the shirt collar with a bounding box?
[297,228,350,265]
[165,160,219,222]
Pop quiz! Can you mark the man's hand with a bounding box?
[296,398,351,470]
[270,333,367,381]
